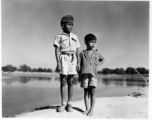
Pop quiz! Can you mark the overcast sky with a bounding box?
[2,0,149,70]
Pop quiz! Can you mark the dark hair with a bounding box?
[60,15,74,25]
[84,34,97,42]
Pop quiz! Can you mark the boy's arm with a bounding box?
[76,48,80,72]
[78,51,82,82]
[54,45,61,72]
[97,58,105,68]
[97,54,105,68]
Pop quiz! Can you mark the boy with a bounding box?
[79,34,105,116]
[53,15,80,112]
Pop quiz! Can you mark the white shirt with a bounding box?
[54,32,80,52]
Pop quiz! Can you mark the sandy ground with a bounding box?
[15,87,149,119]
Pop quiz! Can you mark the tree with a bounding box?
[2,64,16,73]
[119,68,125,75]
[46,68,53,72]
[32,68,38,72]
[43,68,47,72]
[114,68,125,75]
[114,68,119,74]
[37,68,43,72]
[7,65,14,72]
[19,64,31,72]
[136,67,147,75]
[101,68,111,74]
[125,67,135,75]
[146,69,149,74]
[97,70,102,74]
[110,69,115,74]
[2,66,7,72]
[13,66,18,71]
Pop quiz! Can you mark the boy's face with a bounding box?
[61,22,73,33]
[86,40,96,50]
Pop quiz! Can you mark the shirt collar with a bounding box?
[61,32,71,37]
[83,49,98,52]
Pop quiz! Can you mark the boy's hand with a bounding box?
[55,63,61,72]
[76,64,80,73]
[78,71,81,83]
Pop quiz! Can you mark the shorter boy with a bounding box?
[79,34,105,116]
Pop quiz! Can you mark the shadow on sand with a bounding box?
[34,105,84,113]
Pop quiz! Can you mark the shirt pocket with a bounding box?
[60,38,69,49]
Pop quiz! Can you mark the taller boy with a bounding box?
[54,15,80,112]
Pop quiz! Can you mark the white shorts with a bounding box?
[59,53,77,75]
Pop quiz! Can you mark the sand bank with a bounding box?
[15,87,148,118]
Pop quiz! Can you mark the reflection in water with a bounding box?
[127,82,146,87]
[115,81,124,86]
[101,77,147,87]
[54,76,79,85]
[126,78,148,82]
[3,76,79,85]
[3,79,13,84]
[34,76,52,81]
[102,79,110,85]
[3,76,80,86]
[3,76,52,84]
[55,77,60,81]
[2,75,148,87]
[46,77,51,81]
[19,76,31,83]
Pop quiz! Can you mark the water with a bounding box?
[2,74,147,117]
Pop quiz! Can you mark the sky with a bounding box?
[2,0,149,70]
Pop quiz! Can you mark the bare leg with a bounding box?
[67,75,74,103]
[60,74,67,105]
[83,88,90,115]
[87,87,96,116]
[57,74,67,112]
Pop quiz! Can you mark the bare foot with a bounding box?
[87,110,93,116]
[82,110,89,115]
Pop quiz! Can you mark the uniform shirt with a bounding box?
[54,32,80,52]
[79,49,104,78]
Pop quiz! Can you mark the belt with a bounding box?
[61,52,75,56]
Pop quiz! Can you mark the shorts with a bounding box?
[80,73,97,88]
[59,53,77,75]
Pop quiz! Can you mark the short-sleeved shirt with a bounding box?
[54,32,80,52]
[79,49,104,78]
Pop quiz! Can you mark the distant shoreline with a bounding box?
[2,71,149,82]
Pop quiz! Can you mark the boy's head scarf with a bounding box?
[61,15,74,25]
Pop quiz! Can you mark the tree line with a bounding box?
[2,64,53,73]
[2,64,149,75]
[98,67,149,75]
